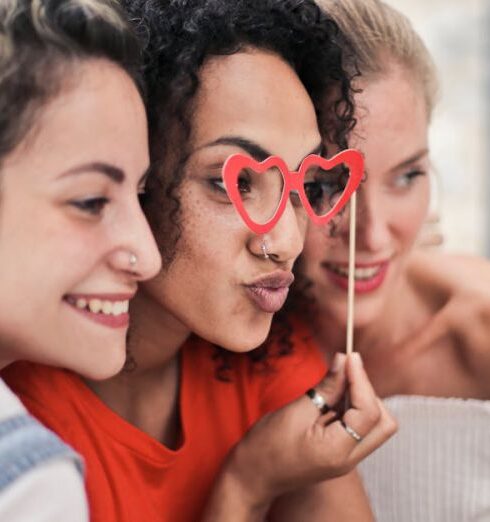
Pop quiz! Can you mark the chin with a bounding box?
[212,321,271,354]
[317,295,381,330]
[70,342,127,381]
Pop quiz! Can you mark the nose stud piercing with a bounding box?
[261,238,269,259]
[129,252,138,268]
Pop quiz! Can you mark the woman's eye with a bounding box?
[393,169,426,189]
[304,181,340,210]
[208,175,251,196]
[237,175,251,194]
[208,178,227,193]
[70,197,109,216]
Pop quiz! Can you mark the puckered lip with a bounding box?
[63,292,136,303]
[245,270,295,289]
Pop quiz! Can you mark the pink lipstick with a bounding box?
[244,271,294,313]
[322,261,389,294]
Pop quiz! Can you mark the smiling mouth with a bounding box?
[63,295,132,329]
[324,263,384,280]
[321,261,389,293]
[65,296,129,315]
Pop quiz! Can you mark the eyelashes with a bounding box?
[393,169,427,189]
[69,197,109,216]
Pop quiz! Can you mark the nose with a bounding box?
[340,186,391,254]
[255,200,305,265]
[108,200,162,280]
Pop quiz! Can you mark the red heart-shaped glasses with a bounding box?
[222,149,364,235]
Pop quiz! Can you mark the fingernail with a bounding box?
[352,352,363,367]
[330,353,345,373]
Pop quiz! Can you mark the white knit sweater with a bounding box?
[358,395,490,522]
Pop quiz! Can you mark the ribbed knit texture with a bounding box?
[359,395,490,522]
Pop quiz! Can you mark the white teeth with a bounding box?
[88,299,102,313]
[354,267,380,279]
[76,298,87,309]
[74,298,129,316]
[102,301,113,315]
[328,264,381,280]
[111,301,126,316]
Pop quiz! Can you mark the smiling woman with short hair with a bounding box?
[0,0,161,519]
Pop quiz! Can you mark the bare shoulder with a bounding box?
[408,250,490,395]
[408,250,490,294]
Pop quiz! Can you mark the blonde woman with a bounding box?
[296,0,490,519]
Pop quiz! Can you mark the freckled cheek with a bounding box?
[178,206,247,300]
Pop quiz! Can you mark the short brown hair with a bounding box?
[0,0,142,168]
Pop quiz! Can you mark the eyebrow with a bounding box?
[202,136,323,170]
[59,162,125,183]
[390,148,429,172]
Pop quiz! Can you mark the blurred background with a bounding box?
[386,0,489,256]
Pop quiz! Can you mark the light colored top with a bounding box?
[0,378,88,521]
[359,395,490,522]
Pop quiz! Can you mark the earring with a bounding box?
[261,237,269,259]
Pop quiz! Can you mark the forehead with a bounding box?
[191,50,321,167]
[8,60,147,175]
[352,66,429,171]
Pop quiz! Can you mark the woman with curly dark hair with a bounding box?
[4,1,396,520]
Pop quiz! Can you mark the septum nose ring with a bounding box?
[261,238,269,259]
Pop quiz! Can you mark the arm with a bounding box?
[202,462,270,522]
[203,353,396,521]
[269,470,374,522]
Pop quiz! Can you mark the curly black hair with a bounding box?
[121,0,355,262]
[121,0,356,374]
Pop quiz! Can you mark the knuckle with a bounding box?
[384,414,399,436]
[364,403,381,427]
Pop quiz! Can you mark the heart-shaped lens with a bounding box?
[298,150,364,227]
[223,150,363,234]
[303,162,351,217]
[233,165,284,225]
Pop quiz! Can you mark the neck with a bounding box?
[313,273,416,364]
[126,287,191,374]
